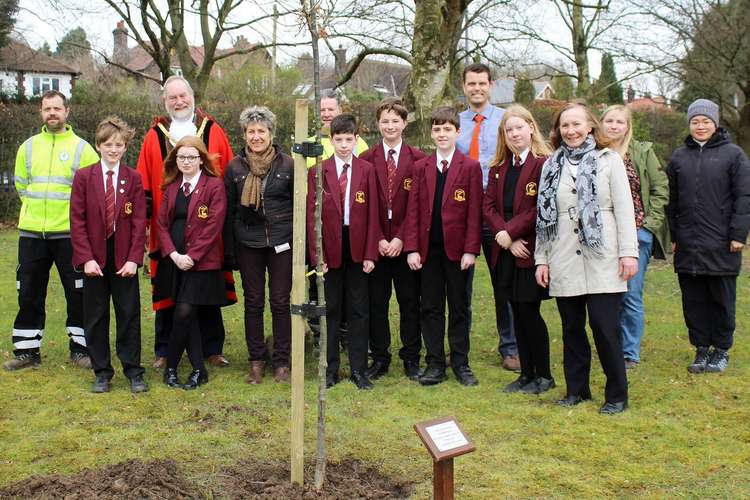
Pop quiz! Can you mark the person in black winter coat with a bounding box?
[223,105,294,384]
[667,99,750,374]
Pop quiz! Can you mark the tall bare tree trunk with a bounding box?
[571,2,591,98]
[403,0,470,142]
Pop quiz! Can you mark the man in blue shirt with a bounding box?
[456,63,518,371]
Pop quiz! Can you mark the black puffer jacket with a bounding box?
[667,129,750,275]
[223,145,294,258]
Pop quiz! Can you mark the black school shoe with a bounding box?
[555,394,591,407]
[91,376,111,393]
[453,365,478,386]
[687,346,711,373]
[599,401,628,414]
[419,365,447,386]
[365,360,389,380]
[130,375,149,393]
[325,371,340,389]
[504,375,534,393]
[520,376,556,395]
[403,360,422,381]
[183,369,209,390]
[349,371,374,390]
[163,368,181,388]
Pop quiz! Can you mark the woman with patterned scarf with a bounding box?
[534,102,638,415]
[223,106,294,384]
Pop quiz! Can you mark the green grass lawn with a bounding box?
[0,229,748,497]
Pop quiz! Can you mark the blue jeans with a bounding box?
[619,228,654,362]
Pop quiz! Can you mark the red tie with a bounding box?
[468,114,485,160]
[514,155,521,168]
[105,170,115,238]
[339,163,349,207]
[441,159,449,175]
[386,149,397,208]
[183,182,191,196]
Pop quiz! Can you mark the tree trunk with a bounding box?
[570,2,591,98]
[403,0,470,143]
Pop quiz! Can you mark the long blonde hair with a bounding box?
[601,104,633,156]
[490,105,551,167]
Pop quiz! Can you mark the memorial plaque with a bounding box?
[414,416,475,462]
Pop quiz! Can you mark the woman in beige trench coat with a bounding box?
[535,102,638,415]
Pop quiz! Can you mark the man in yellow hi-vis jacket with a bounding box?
[3,90,99,371]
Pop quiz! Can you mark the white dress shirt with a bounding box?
[334,155,353,226]
[182,170,202,194]
[382,140,403,166]
[436,148,455,173]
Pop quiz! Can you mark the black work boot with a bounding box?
[3,352,41,371]
[705,348,729,373]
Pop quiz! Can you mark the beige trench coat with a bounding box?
[535,148,638,297]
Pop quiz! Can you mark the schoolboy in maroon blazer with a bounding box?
[70,117,147,394]
[404,106,483,387]
[306,113,379,390]
[359,98,426,381]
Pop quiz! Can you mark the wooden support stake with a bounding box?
[433,458,454,500]
[290,98,309,485]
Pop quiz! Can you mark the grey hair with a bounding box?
[320,89,342,105]
[239,105,277,136]
[161,75,195,98]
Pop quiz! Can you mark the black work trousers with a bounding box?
[556,293,628,404]
[510,301,551,379]
[420,245,471,370]
[13,236,86,355]
[368,253,421,365]
[83,238,144,380]
[237,244,292,368]
[678,274,736,350]
[323,227,369,377]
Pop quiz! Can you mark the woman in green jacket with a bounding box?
[601,105,670,369]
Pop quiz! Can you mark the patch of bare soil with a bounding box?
[0,457,414,499]
[219,457,414,499]
[0,459,201,499]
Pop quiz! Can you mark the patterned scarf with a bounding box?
[240,144,276,209]
[536,134,603,253]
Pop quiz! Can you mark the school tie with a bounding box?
[105,170,115,238]
[514,155,521,168]
[183,181,191,196]
[441,159,449,175]
[386,149,397,208]
[468,114,485,160]
[339,163,349,207]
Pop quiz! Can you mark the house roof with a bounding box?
[124,43,270,73]
[0,39,79,75]
[490,77,552,105]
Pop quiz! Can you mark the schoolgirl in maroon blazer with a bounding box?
[483,105,554,395]
[70,116,147,394]
[359,98,426,381]
[156,135,227,390]
[403,106,483,387]
[306,114,380,390]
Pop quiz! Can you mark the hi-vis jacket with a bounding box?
[15,125,99,237]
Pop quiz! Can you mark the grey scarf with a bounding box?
[536,134,603,253]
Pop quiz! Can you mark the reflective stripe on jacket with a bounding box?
[15,125,99,235]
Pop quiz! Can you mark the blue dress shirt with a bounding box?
[456,104,505,191]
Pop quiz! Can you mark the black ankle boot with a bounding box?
[163,368,181,388]
[183,369,208,390]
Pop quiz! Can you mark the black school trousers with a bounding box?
[368,252,421,365]
[420,245,471,371]
[556,293,628,404]
[324,227,369,376]
[83,238,144,380]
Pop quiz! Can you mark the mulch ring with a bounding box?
[219,457,414,499]
[0,459,201,499]
[0,457,414,499]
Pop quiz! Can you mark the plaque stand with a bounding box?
[414,416,475,500]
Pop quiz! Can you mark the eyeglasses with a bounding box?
[176,155,200,163]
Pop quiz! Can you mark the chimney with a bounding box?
[626,85,635,103]
[112,21,129,65]
[334,44,346,76]
[297,53,313,78]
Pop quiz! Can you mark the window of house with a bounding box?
[41,78,51,92]
[52,78,59,91]
[32,77,41,95]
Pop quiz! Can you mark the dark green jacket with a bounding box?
[628,140,670,259]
